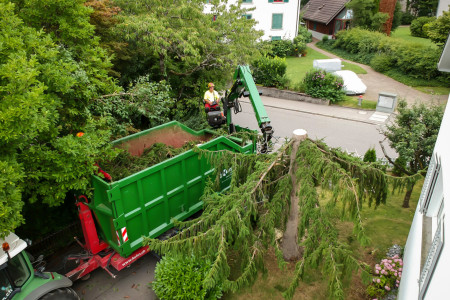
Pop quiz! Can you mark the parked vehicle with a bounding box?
[63,65,273,281]
[0,233,79,300]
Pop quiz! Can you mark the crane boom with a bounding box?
[223,65,273,152]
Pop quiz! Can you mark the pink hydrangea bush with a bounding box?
[366,255,403,299]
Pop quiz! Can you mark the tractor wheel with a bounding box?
[39,288,79,300]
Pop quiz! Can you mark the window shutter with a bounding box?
[268,0,274,3]
[284,0,289,2]
[272,14,283,29]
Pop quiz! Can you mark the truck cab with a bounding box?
[1,233,78,300]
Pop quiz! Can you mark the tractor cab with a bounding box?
[0,233,28,299]
[0,233,78,300]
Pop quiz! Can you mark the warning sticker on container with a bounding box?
[116,230,121,246]
[121,227,129,243]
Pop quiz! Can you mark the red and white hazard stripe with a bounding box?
[121,227,128,243]
[116,230,121,246]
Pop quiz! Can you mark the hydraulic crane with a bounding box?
[206,65,273,153]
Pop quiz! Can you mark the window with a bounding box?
[419,213,444,299]
[420,154,441,214]
[0,271,13,299]
[313,22,317,31]
[243,14,252,20]
[271,36,281,41]
[242,0,252,3]
[7,253,31,288]
[272,14,283,29]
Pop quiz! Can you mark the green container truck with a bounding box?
[63,65,272,281]
[89,121,256,258]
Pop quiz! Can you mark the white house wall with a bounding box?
[437,0,450,17]
[398,95,450,299]
[204,0,301,41]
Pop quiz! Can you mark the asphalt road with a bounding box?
[72,97,397,299]
[73,253,158,300]
[233,99,397,158]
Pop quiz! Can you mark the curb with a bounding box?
[240,99,383,125]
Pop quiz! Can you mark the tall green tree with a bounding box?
[347,0,389,31]
[112,0,263,98]
[408,0,439,16]
[381,100,444,208]
[423,9,450,46]
[146,139,419,299]
[0,1,118,236]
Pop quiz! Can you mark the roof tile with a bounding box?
[303,0,350,25]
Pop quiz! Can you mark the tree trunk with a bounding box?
[159,53,166,80]
[402,181,416,208]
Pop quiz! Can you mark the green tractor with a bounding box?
[1,233,79,300]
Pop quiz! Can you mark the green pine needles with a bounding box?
[145,138,422,299]
[284,139,421,299]
[145,141,293,294]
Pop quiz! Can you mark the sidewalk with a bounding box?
[243,96,393,125]
[307,42,448,107]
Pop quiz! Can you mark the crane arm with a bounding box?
[224,65,273,152]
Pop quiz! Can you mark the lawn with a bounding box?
[224,180,422,299]
[335,95,377,110]
[285,47,367,88]
[391,26,437,48]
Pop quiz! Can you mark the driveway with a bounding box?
[307,41,448,106]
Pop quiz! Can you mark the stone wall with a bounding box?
[258,86,330,105]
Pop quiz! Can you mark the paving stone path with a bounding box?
[307,41,448,106]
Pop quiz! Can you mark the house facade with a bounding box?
[302,0,352,40]
[397,34,450,299]
[437,0,450,17]
[204,0,301,41]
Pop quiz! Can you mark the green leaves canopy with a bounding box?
[383,100,444,173]
[347,0,389,31]
[0,1,118,236]
[112,0,263,97]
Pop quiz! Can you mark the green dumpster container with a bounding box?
[90,121,256,257]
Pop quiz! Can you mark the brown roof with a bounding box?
[302,0,350,25]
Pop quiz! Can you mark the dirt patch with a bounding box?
[224,249,327,300]
[117,126,212,157]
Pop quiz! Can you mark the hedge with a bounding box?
[251,56,288,88]
[332,28,448,81]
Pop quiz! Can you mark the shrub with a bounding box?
[89,77,174,138]
[293,35,307,56]
[370,54,395,73]
[302,68,345,103]
[252,55,288,88]
[322,35,329,42]
[363,148,377,162]
[366,255,403,299]
[332,28,445,81]
[410,16,435,38]
[297,26,313,43]
[152,254,222,300]
[270,39,295,57]
[423,10,450,45]
[400,11,415,25]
